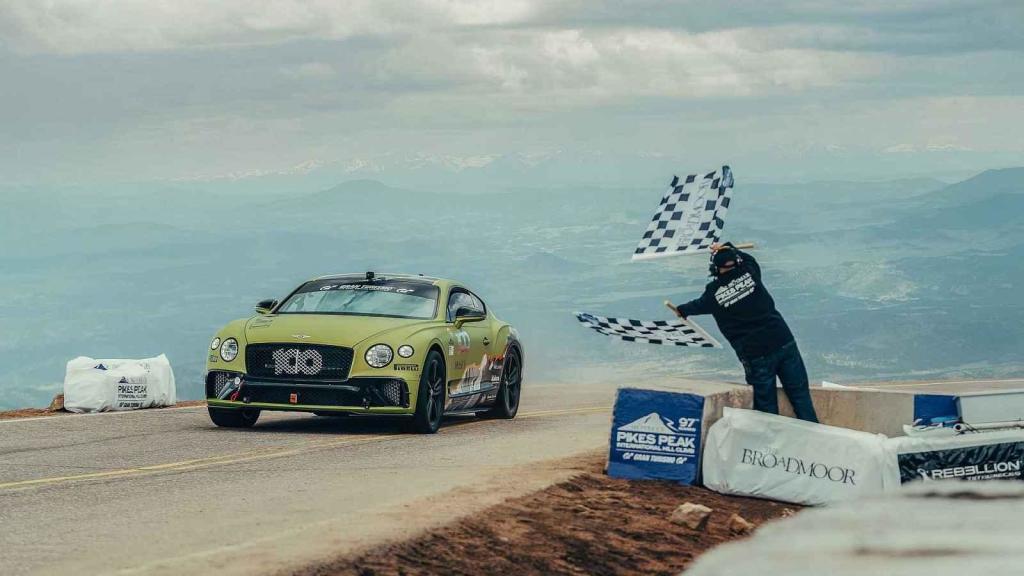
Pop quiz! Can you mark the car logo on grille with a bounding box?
[292,334,311,339]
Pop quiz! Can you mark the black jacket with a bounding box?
[677,248,794,360]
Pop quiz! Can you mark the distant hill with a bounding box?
[892,169,1024,240]
[914,167,1024,207]
[911,193,1024,231]
[311,179,410,199]
[4,166,1024,410]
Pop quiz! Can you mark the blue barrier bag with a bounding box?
[607,388,704,484]
[913,394,959,426]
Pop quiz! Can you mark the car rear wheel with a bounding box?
[488,347,521,419]
[410,350,446,434]
[208,407,261,428]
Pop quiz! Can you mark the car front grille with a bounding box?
[245,344,354,382]
[206,370,242,398]
[376,379,405,406]
[238,378,409,408]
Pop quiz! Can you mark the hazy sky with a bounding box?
[2,1,1022,185]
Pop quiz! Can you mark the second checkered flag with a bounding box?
[632,166,734,261]
[575,312,722,348]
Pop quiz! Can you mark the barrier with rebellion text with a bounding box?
[888,429,1024,483]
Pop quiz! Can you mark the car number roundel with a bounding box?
[272,348,324,376]
[452,330,471,353]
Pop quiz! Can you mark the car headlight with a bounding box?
[397,345,415,358]
[210,337,221,350]
[220,338,239,362]
[365,344,393,368]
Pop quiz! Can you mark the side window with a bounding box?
[469,292,486,315]
[447,291,474,322]
[447,290,485,322]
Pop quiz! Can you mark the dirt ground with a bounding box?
[0,400,206,419]
[296,455,796,576]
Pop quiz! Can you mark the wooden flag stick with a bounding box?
[727,242,755,250]
[664,300,683,317]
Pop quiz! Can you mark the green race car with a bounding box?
[204,272,523,433]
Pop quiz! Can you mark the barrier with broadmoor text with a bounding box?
[702,408,900,506]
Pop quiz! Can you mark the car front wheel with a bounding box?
[410,350,446,434]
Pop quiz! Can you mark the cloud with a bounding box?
[281,61,336,80]
[0,1,385,54]
[0,1,1020,185]
[530,0,1024,55]
[7,0,1019,57]
[883,142,974,154]
[444,27,880,100]
[0,0,538,55]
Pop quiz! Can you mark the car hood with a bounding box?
[244,314,434,348]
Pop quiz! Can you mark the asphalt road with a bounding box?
[4,377,1021,575]
[0,382,622,576]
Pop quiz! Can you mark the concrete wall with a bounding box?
[626,378,917,437]
[779,386,916,437]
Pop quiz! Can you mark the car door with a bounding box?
[469,292,504,393]
[444,289,490,407]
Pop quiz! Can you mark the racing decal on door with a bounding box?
[480,354,504,386]
[452,330,471,353]
[453,364,483,395]
[451,354,504,398]
[447,392,486,411]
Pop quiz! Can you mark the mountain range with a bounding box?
[0,166,1021,409]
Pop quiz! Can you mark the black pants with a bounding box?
[740,342,818,422]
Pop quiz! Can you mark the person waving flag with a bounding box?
[668,242,818,422]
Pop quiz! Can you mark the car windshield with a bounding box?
[277,278,439,319]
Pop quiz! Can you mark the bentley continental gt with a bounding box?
[205,272,523,433]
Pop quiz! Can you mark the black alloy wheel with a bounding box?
[411,350,446,433]
[488,347,521,419]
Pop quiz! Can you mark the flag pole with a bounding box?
[664,300,681,317]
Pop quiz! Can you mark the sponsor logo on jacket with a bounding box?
[715,273,755,308]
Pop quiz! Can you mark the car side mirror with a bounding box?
[453,306,485,328]
[255,299,278,315]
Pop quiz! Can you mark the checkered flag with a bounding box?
[632,166,734,261]
[575,312,722,348]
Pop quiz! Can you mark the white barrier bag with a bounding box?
[702,408,899,506]
[889,430,1024,483]
[63,354,177,413]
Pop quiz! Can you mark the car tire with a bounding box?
[487,347,521,419]
[208,407,260,428]
[410,350,446,434]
